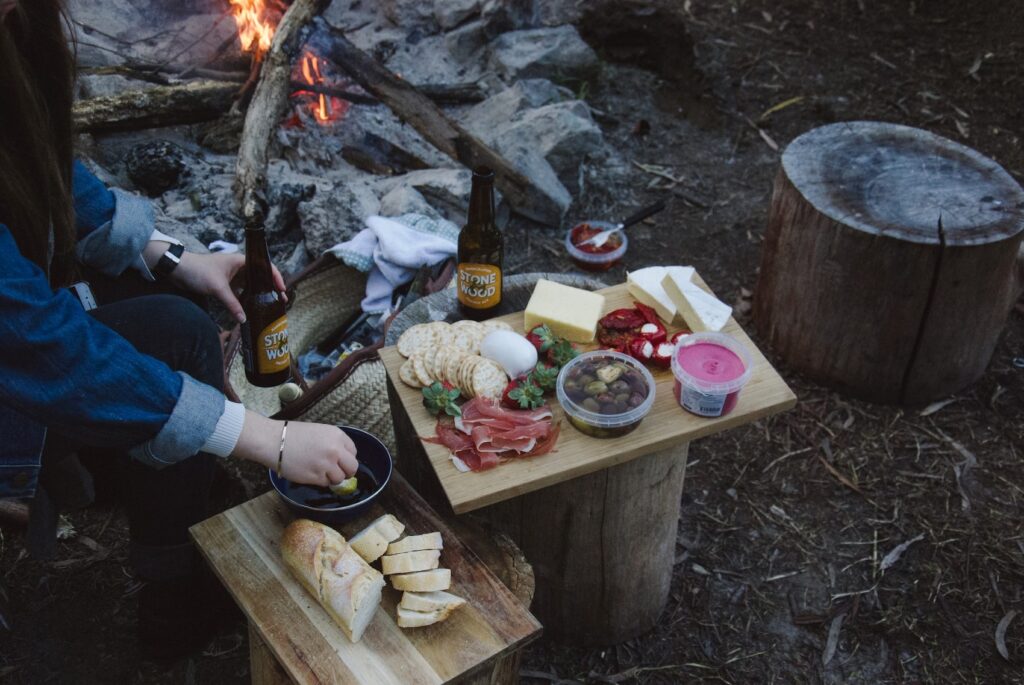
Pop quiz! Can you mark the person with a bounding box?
[0,0,358,658]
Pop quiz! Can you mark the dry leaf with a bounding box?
[879,533,925,573]
[822,612,846,665]
[996,609,1017,660]
[919,398,956,417]
[759,96,805,122]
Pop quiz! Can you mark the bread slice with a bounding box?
[389,568,451,592]
[280,519,385,643]
[387,532,443,556]
[348,527,389,563]
[396,605,459,628]
[348,515,407,563]
[381,549,441,576]
[399,590,466,614]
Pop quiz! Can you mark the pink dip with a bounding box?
[673,342,747,417]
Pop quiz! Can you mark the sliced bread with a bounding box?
[381,549,441,576]
[397,605,458,628]
[389,568,451,592]
[371,514,406,543]
[387,532,444,556]
[348,527,389,563]
[399,590,466,614]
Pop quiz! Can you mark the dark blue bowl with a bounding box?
[269,426,393,526]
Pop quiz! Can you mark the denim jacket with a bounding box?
[0,162,226,499]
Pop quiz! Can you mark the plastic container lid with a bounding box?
[556,350,656,428]
[671,332,753,395]
[564,222,629,266]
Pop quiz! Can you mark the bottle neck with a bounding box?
[467,176,495,227]
[244,225,273,289]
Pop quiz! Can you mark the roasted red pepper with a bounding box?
[638,321,666,345]
[634,301,660,325]
[628,337,654,363]
[599,308,646,330]
[651,342,675,368]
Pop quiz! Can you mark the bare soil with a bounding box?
[2,1,1022,683]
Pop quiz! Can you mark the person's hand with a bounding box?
[168,251,287,323]
[232,412,358,486]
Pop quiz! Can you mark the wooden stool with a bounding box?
[755,121,1024,405]
[190,474,541,685]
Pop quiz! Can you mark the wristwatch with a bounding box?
[152,243,185,280]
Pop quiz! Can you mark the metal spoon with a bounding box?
[577,201,667,248]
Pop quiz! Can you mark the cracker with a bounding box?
[422,346,442,379]
[472,360,507,400]
[398,359,421,388]
[443,351,468,388]
[412,355,434,387]
[451,330,477,354]
[433,349,454,383]
[397,325,428,358]
[482,320,513,332]
[458,356,483,395]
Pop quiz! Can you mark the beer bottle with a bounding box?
[457,167,503,320]
[241,220,291,387]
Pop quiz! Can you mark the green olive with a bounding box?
[585,380,608,395]
[596,365,624,384]
[582,397,601,412]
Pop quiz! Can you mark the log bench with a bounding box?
[755,121,1024,404]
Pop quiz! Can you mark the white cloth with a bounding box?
[326,215,458,314]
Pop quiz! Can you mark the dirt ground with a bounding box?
[2,0,1023,683]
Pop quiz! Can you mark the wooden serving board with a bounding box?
[380,279,797,515]
[190,474,541,685]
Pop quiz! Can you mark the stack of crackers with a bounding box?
[396,320,512,400]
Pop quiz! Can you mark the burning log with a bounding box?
[234,0,332,223]
[309,21,567,226]
[72,80,239,134]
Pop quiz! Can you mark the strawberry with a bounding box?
[546,339,580,367]
[422,381,462,417]
[529,362,560,392]
[502,378,545,410]
[526,324,559,352]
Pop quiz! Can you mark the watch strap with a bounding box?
[153,243,185,280]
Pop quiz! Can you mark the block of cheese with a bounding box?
[381,549,441,576]
[626,266,695,324]
[523,278,606,343]
[662,270,732,332]
[387,532,443,556]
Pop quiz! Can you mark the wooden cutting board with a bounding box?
[380,279,797,514]
[190,474,541,684]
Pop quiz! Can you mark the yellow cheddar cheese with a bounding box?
[523,279,606,343]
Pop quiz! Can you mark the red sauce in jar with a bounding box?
[568,223,624,272]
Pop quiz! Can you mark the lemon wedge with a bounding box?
[329,476,358,497]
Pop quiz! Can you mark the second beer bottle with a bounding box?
[457,167,503,320]
[241,218,291,387]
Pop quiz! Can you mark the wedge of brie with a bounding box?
[626,266,695,324]
[662,270,732,332]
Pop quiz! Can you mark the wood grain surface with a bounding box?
[380,279,797,514]
[190,475,541,685]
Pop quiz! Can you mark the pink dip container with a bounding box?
[671,332,753,417]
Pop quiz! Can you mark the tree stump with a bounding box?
[755,121,1024,405]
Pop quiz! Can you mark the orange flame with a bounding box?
[229,0,275,57]
[294,51,347,125]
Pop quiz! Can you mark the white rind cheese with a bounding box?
[662,270,732,332]
[626,266,695,324]
[523,279,606,343]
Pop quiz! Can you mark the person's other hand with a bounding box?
[232,412,358,486]
[171,251,286,323]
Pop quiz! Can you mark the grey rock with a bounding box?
[435,0,481,29]
[378,185,443,221]
[152,212,208,254]
[496,144,572,224]
[279,242,311,279]
[123,141,198,196]
[386,33,482,86]
[298,180,380,257]
[488,25,599,82]
[460,79,572,132]
[492,101,604,191]
[381,0,438,33]
[376,169,473,223]
[480,0,536,37]
[444,20,489,64]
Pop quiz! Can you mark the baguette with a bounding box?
[399,590,466,614]
[280,519,384,643]
[380,549,441,576]
[397,605,459,628]
[386,532,443,555]
[348,514,406,563]
[390,568,451,592]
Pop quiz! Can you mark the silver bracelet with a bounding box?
[276,421,289,478]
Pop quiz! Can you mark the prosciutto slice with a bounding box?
[423,398,560,472]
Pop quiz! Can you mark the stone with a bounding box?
[376,168,473,223]
[381,0,438,33]
[298,179,380,257]
[460,79,572,133]
[434,0,481,30]
[279,242,311,279]
[488,25,598,82]
[496,144,572,224]
[123,141,198,196]
[480,0,537,38]
[386,34,481,86]
[378,185,444,221]
[444,20,489,64]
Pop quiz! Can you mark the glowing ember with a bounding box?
[292,50,349,125]
[229,0,276,57]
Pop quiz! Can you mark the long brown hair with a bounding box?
[0,0,76,285]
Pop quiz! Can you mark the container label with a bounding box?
[250,315,290,374]
[680,385,726,417]
[457,263,501,309]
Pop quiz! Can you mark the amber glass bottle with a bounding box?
[241,220,291,387]
[457,167,503,320]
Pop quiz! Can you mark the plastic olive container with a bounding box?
[556,350,656,438]
[564,222,629,272]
